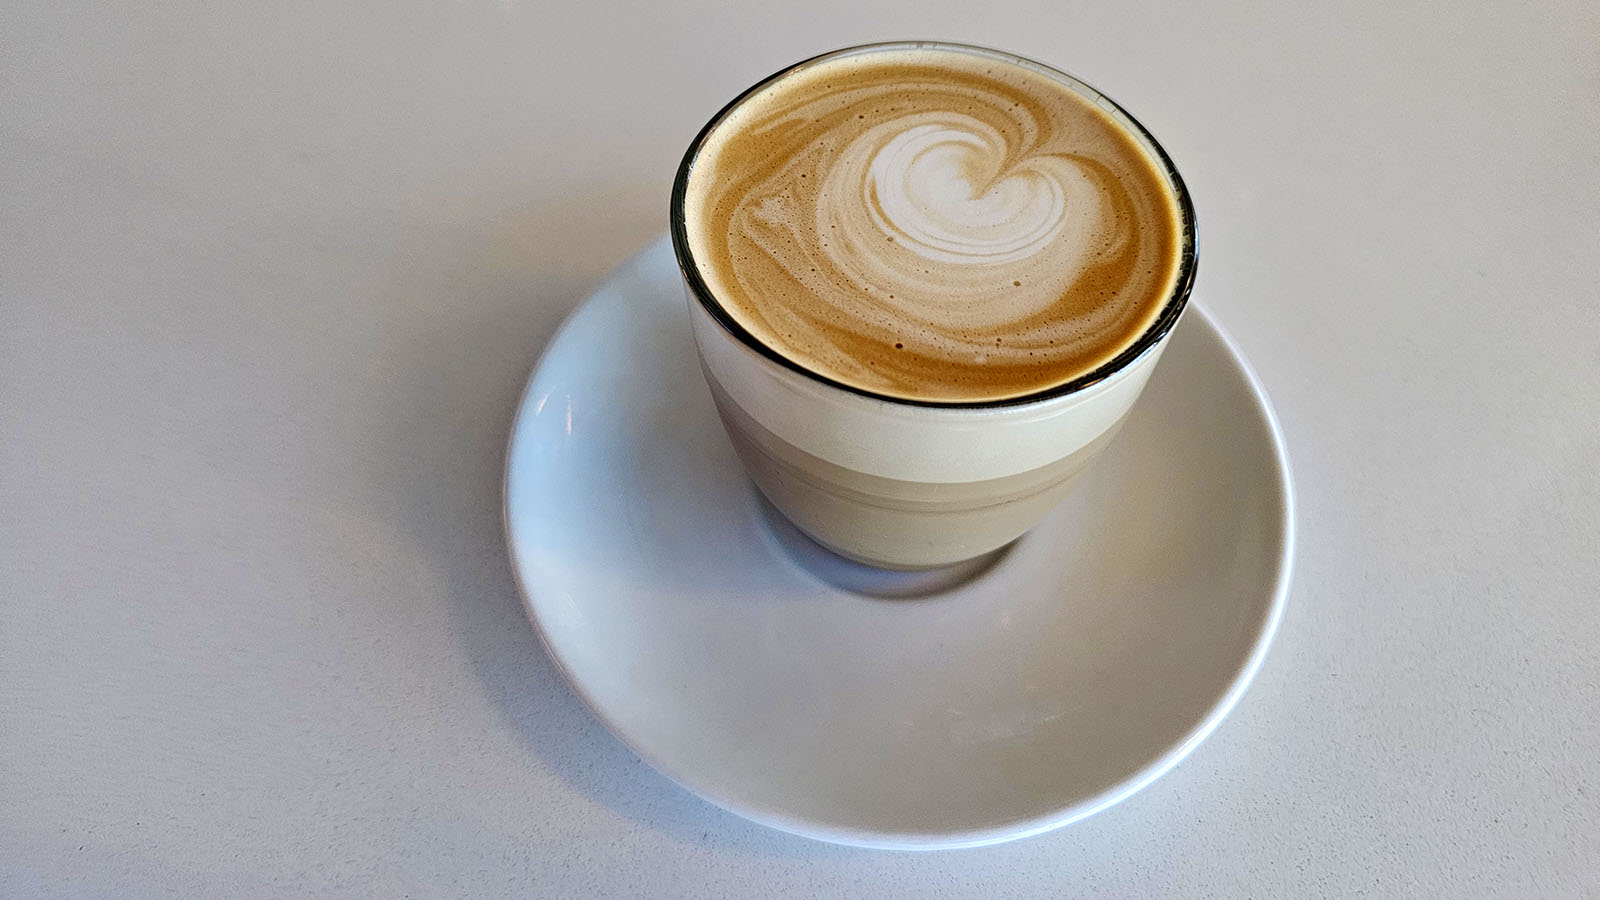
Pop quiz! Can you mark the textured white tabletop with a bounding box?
[4,1,1597,896]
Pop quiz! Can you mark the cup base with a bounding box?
[753,489,1015,593]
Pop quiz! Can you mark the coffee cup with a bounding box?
[671,41,1195,569]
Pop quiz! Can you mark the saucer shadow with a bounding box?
[752,491,1014,599]
[364,199,848,858]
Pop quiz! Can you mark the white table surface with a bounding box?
[4,1,1597,896]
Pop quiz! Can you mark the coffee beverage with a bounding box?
[673,43,1195,569]
[681,44,1185,403]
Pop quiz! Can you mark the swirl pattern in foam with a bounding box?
[682,46,1186,403]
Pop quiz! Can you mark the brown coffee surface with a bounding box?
[682,45,1185,403]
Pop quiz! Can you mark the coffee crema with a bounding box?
[680,45,1186,403]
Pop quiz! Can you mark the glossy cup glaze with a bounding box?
[671,42,1196,569]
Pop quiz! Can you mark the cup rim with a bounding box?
[669,40,1198,410]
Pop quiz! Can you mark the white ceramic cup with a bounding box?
[671,42,1197,570]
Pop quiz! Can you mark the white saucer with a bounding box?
[503,236,1294,850]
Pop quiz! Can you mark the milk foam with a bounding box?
[683,45,1185,403]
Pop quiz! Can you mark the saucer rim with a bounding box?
[502,237,1295,850]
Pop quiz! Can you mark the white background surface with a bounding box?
[3,1,1597,896]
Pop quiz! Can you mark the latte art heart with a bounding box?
[683,47,1184,402]
[859,118,1087,266]
[822,113,1111,330]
